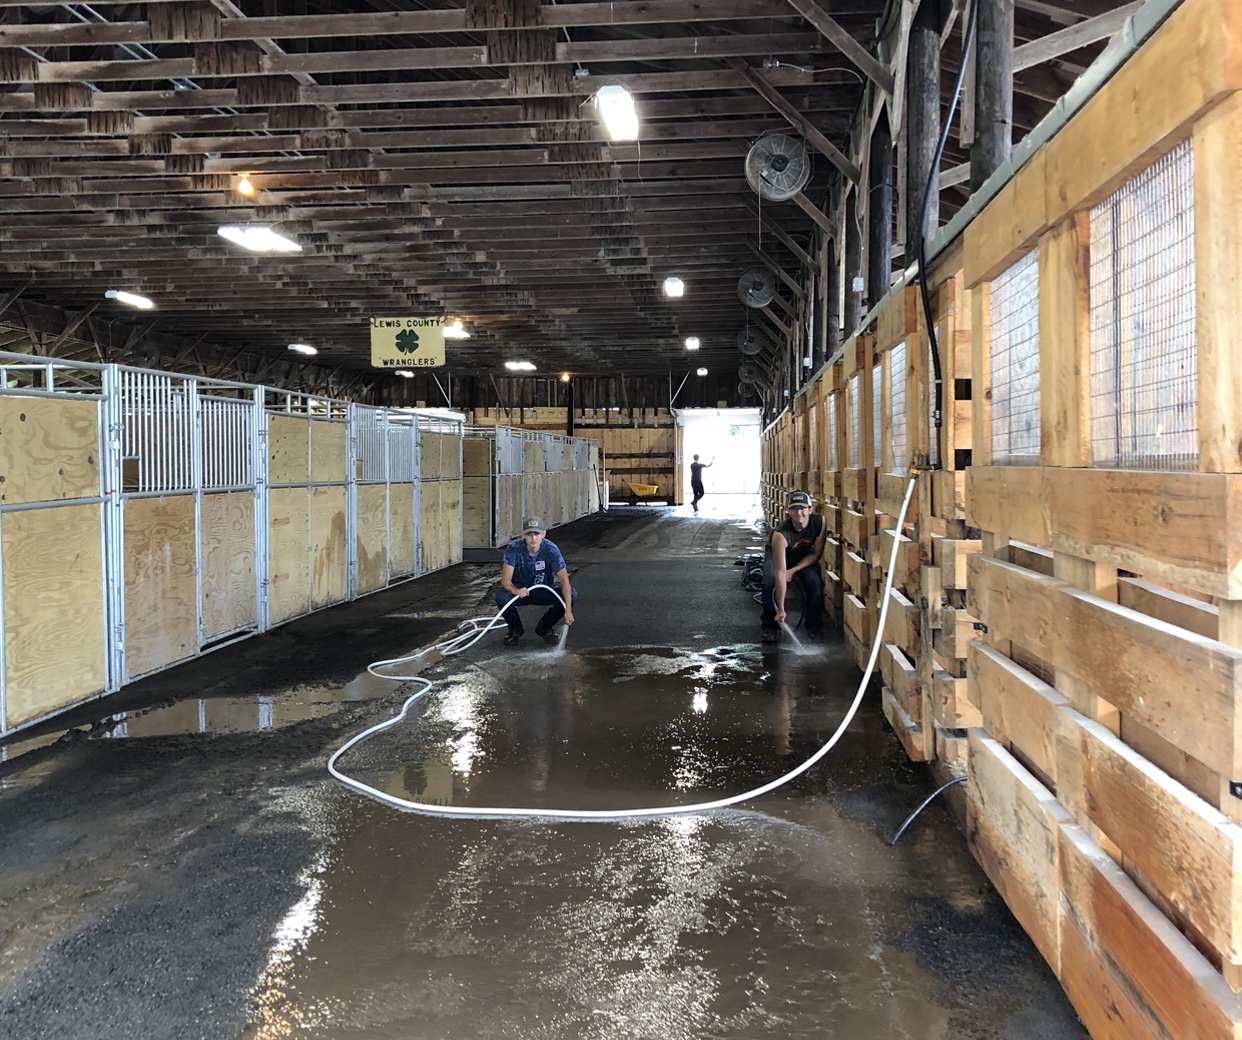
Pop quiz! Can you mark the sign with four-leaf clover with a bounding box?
[369,317,446,368]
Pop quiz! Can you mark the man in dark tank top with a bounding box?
[761,490,826,644]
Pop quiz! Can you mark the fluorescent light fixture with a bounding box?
[696,367,708,376]
[104,289,154,310]
[504,360,536,372]
[216,225,302,253]
[662,276,685,298]
[287,343,317,356]
[395,370,414,378]
[595,84,639,141]
[443,319,471,340]
[685,336,700,350]
[236,176,256,197]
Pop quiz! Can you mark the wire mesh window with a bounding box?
[828,394,837,471]
[849,374,860,469]
[872,364,882,468]
[889,341,908,474]
[1088,139,1197,470]
[989,250,1041,464]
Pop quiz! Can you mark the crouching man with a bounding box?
[761,491,826,644]
[497,517,577,646]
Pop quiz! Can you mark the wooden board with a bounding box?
[1058,821,1242,1040]
[967,732,1072,971]
[932,663,982,730]
[462,476,492,548]
[267,486,309,624]
[882,687,927,762]
[968,553,1242,780]
[875,287,918,353]
[310,419,347,484]
[844,592,870,646]
[1056,707,1242,962]
[309,485,347,608]
[356,484,388,595]
[963,149,1048,287]
[442,478,463,565]
[933,535,981,590]
[2,503,105,727]
[967,465,1242,598]
[388,483,415,577]
[463,436,492,477]
[267,414,309,485]
[124,494,197,679]
[884,588,919,657]
[0,396,99,506]
[200,490,256,641]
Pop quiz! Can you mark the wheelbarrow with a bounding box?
[626,482,659,506]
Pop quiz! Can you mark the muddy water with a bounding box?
[237,644,1084,1039]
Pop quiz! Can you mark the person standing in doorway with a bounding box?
[689,454,713,513]
[496,517,577,646]
[761,490,825,643]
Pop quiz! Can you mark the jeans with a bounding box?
[691,481,705,509]
[495,585,579,634]
[760,555,824,633]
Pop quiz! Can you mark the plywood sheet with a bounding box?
[463,476,491,548]
[418,480,441,573]
[124,494,197,679]
[356,484,388,594]
[388,483,415,577]
[463,437,492,477]
[0,396,99,506]
[268,414,309,485]
[310,419,346,484]
[420,432,444,480]
[310,485,346,608]
[201,491,255,641]
[440,434,462,480]
[442,479,463,564]
[267,486,309,624]
[2,503,105,727]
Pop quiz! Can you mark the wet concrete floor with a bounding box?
[0,502,1087,1039]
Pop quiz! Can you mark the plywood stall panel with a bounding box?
[200,491,256,641]
[267,486,309,624]
[0,396,100,505]
[310,419,347,485]
[267,414,310,485]
[355,484,388,595]
[2,503,106,727]
[123,494,197,679]
[419,479,442,573]
[310,485,347,609]
[443,478,463,564]
[388,484,415,577]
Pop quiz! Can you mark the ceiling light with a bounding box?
[685,336,700,350]
[287,343,317,356]
[696,367,708,376]
[663,276,685,298]
[443,319,471,340]
[595,84,639,141]
[104,289,154,310]
[504,360,536,372]
[216,225,302,253]
[236,176,255,197]
[560,372,571,383]
[395,370,414,378]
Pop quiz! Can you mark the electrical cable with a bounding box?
[917,0,979,461]
[329,473,919,821]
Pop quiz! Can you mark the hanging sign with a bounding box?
[369,317,446,369]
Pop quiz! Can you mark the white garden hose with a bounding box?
[329,472,917,820]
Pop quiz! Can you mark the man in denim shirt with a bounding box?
[496,517,578,645]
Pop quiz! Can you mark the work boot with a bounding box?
[504,629,522,646]
[535,620,559,645]
[760,626,780,644]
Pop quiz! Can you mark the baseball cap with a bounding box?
[787,491,812,509]
[522,517,546,533]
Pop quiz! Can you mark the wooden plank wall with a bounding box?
[759,0,1242,1033]
[201,491,256,641]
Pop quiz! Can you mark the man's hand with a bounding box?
[774,608,786,624]
[563,608,575,626]
[515,586,529,598]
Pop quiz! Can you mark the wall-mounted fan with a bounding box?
[736,328,766,356]
[745,134,811,203]
[738,361,766,385]
[738,267,776,309]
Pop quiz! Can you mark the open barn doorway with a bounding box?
[674,408,762,517]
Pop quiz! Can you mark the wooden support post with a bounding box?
[905,0,943,248]
[825,236,841,360]
[844,188,863,335]
[970,0,1013,191]
[1039,211,1090,467]
[868,111,894,310]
